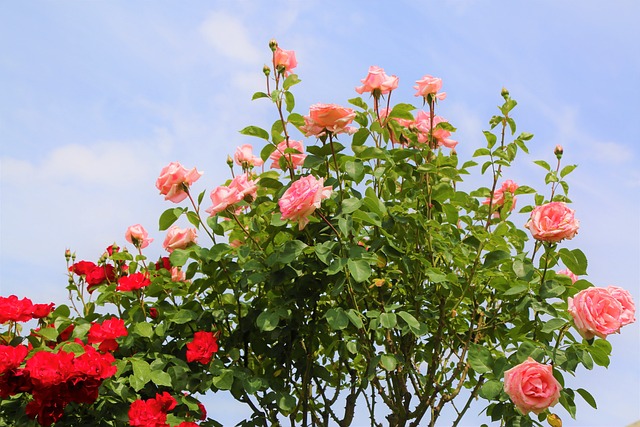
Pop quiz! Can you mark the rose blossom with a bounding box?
[155,162,203,203]
[88,317,128,352]
[116,272,151,292]
[125,224,153,249]
[504,357,561,415]
[414,112,458,149]
[186,331,219,364]
[278,175,332,230]
[234,144,264,168]
[568,287,624,339]
[0,344,28,375]
[483,180,519,211]
[273,46,297,75]
[270,139,306,170]
[525,202,580,242]
[228,173,258,201]
[300,103,356,137]
[128,392,177,427]
[606,286,636,326]
[414,75,447,100]
[205,185,243,216]
[355,66,399,95]
[85,264,116,292]
[171,267,186,282]
[0,295,34,323]
[556,268,578,284]
[163,225,198,252]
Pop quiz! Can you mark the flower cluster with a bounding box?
[128,392,201,427]
[0,295,54,324]
[568,286,636,339]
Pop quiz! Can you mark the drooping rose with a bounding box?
[270,139,306,170]
[228,173,258,202]
[568,287,623,339]
[300,103,356,137]
[234,144,264,168]
[278,175,332,230]
[606,286,636,327]
[186,331,219,364]
[205,186,242,216]
[355,66,399,95]
[483,180,519,211]
[525,202,580,243]
[125,224,153,249]
[414,74,446,100]
[156,162,203,203]
[504,357,561,415]
[116,272,151,292]
[0,295,34,323]
[273,46,297,75]
[163,225,198,252]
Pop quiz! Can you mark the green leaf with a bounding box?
[325,308,349,330]
[134,322,154,338]
[483,250,510,267]
[558,248,588,275]
[348,259,372,283]
[479,379,503,399]
[344,160,365,183]
[388,103,415,120]
[277,393,296,413]
[347,97,368,110]
[284,91,295,113]
[541,318,567,334]
[397,311,422,335]
[379,312,397,329]
[352,128,369,146]
[283,74,301,90]
[341,198,362,214]
[257,310,280,332]
[278,240,307,264]
[468,344,493,374]
[502,284,529,296]
[380,354,397,371]
[345,309,363,329]
[483,131,497,148]
[560,164,577,178]
[533,160,552,171]
[252,91,269,100]
[589,339,612,367]
[576,388,597,409]
[169,248,191,267]
[240,125,270,140]
[130,359,151,391]
[171,309,198,325]
[150,370,172,387]
[159,208,185,231]
[540,281,566,298]
[212,369,234,390]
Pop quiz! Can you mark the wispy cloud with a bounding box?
[199,11,261,65]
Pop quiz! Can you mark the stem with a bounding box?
[328,133,344,200]
[186,190,216,243]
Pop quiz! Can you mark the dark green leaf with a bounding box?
[348,259,372,283]
[468,344,493,374]
[159,208,185,231]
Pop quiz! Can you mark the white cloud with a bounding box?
[199,11,261,64]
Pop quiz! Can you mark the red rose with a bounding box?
[88,317,128,352]
[186,331,219,364]
[0,344,28,375]
[117,273,151,292]
[31,303,55,319]
[0,295,34,323]
[69,260,97,276]
[86,264,116,292]
[156,256,172,271]
[128,392,177,427]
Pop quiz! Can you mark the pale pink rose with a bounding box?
[414,75,447,100]
[525,202,580,243]
[234,144,264,168]
[229,239,243,248]
[414,112,458,149]
[228,173,258,201]
[205,186,243,216]
[156,162,203,203]
[273,47,297,75]
[606,286,636,326]
[568,287,623,339]
[355,66,399,95]
[125,224,154,249]
[278,175,332,230]
[300,103,356,137]
[483,180,519,211]
[504,357,561,415]
[270,140,306,170]
[170,267,186,282]
[556,268,578,284]
[163,225,197,253]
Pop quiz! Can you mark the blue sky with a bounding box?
[1,1,639,425]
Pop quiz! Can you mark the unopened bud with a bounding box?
[554,144,563,159]
[501,87,510,98]
[263,65,271,77]
[547,413,562,427]
[65,249,71,261]
[226,155,234,168]
[269,39,278,52]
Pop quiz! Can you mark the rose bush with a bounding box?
[0,40,636,427]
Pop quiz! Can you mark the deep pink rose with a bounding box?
[205,186,243,216]
[278,175,332,230]
[270,139,306,170]
[163,225,198,252]
[301,103,356,137]
[414,74,446,100]
[606,286,636,326]
[556,268,578,284]
[355,66,399,95]
[156,162,203,203]
[504,357,561,415]
[228,173,258,201]
[186,331,219,364]
[125,224,153,249]
[414,112,458,149]
[483,180,519,211]
[525,202,580,243]
[234,144,264,168]
[273,46,297,75]
[568,287,623,339]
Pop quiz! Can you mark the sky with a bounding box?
[1,1,639,425]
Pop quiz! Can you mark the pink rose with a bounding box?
[205,186,242,216]
[414,75,447,100]
[278,175,332,230]
[483,180,519,211]
[504,357,561,415]
[270,139,306,170]
[171,267,186,282]
[156,162,203,203]
[162,225,197,253]
[228,173,258,202]
[568,287,623,339]
[125,224,153,249]
[556,268,578,284]
[414,112,458,149]
[273,47,297,75]
[300,103,356,137]
[355,66,399,95]
[525,202,580,243]
[234,144,264,168]
[606,286,636,326]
